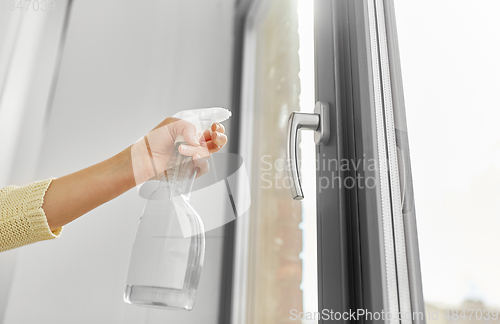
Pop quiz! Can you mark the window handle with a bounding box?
[286,101,330,200]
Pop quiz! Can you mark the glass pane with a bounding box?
[245,0,318,322]
[395,0,500,316]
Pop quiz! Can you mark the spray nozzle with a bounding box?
[172,107,232,143]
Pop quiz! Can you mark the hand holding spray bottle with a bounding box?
[125,108,231,311]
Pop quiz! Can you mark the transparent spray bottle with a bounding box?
[124,108,231,311]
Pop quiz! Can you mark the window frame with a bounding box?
[323,0,426,323]
[226,1,426,323]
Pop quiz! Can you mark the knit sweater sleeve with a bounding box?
[0,178,63,252]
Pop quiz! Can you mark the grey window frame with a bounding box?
[314,0,425,323]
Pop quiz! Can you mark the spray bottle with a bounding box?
[124,107,231,310]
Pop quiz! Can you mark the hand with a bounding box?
[130,117,228,185]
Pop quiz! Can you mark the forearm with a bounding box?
[42,147,135,230]
[40,119,227,231]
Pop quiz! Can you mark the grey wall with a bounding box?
[2,0,235,323]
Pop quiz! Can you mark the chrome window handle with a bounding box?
[286,101,330,200]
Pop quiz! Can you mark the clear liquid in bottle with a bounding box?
[124,143,205,311]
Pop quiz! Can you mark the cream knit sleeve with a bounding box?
[0,178,63,252]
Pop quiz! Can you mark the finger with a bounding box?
[207,142,221,153]
[193,154,209,177]
[211,131,227,147]
[211,122,225,134]
[167,119,200,146]
[203,128,212,143]
[203,123,226,143]
[179,144,210,157]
